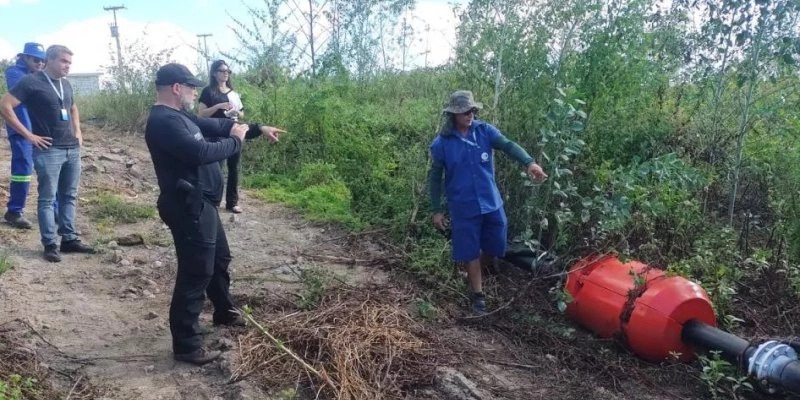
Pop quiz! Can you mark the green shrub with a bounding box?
[239,73,450,234]
[698,351,752,400]
[78,91,152,133]
[582,153,710,263]
[414,296,438,321]
[0,374,37,400]
[296,162,339,187]
[297,267,335,310]
[667,228,743,322]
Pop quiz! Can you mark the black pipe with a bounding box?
[681,319,754,370]
[779,361,800,394]
[501,246,558,275]
[683,320,800,395]
[502,254,535,271]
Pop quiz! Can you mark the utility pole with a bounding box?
[104,5,126,70]
[197,33,213,76]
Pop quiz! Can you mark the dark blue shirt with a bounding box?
[4,58,34,137]
[430,120,507,219]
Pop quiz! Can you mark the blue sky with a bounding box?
[0,0,463,74]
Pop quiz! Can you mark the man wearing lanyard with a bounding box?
[428,90,547,315]
[0,45,95,262]
[4,42,46,230]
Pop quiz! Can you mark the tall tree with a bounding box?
[227,0,298,82]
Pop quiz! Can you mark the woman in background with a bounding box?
[198,59,245,213]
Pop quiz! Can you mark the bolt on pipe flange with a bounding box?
[748,340,798,394]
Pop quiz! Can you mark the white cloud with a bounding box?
[34,16,201,75]
[0,37,16,61]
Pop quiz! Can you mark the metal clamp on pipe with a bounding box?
[682,319,800,395]
[748,340,800,394]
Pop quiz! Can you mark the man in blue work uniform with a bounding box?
[429,90,548,315]
[4,42,46,229]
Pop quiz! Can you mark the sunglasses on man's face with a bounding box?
[460,109,477,116]
[28,56,45,64]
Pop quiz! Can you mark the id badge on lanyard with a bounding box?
[45,72,69,121]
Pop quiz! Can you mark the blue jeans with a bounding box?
[33,147,81,247]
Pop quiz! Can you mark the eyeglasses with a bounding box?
[216,69,231,74]
[27,56,44,64]
[461,109,477,116]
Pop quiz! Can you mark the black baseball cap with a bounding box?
[155,63,205,87]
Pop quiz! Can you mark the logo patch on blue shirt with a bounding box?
[193,132,203,141]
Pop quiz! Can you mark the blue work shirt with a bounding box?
[4,58,34,137]
[430,119,506,219]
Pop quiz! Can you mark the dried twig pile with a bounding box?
[0,320,99,400]
[233,287,438,399]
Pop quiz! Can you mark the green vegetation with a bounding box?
[698,351,753,400]
[246,162,362,228]
[0,374,37,400]
[297,267,336,310]
[48,0,800,331]
[88,193,155,224]
[0,59,10,95]
[78,35,172,133]
[0,254,13,277]
[414,296,438,321]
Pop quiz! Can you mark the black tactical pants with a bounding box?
[220,150,241,209]
[159,200,237,354]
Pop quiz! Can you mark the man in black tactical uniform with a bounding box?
[145,63,284,365]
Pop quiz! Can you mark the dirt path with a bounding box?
[0,127,387,399]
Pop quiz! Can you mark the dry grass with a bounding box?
[0,320,101,400]
[233,286,439,399]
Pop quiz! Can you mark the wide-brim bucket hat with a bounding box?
[18,42,46,60]
[443,90,483,114]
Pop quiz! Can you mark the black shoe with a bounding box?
[470,292,487,316]
[174,347,221,365]
[4,211,32,229]
[43,245,62,263]
[213,315,246,327]
[60,239,96,254]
